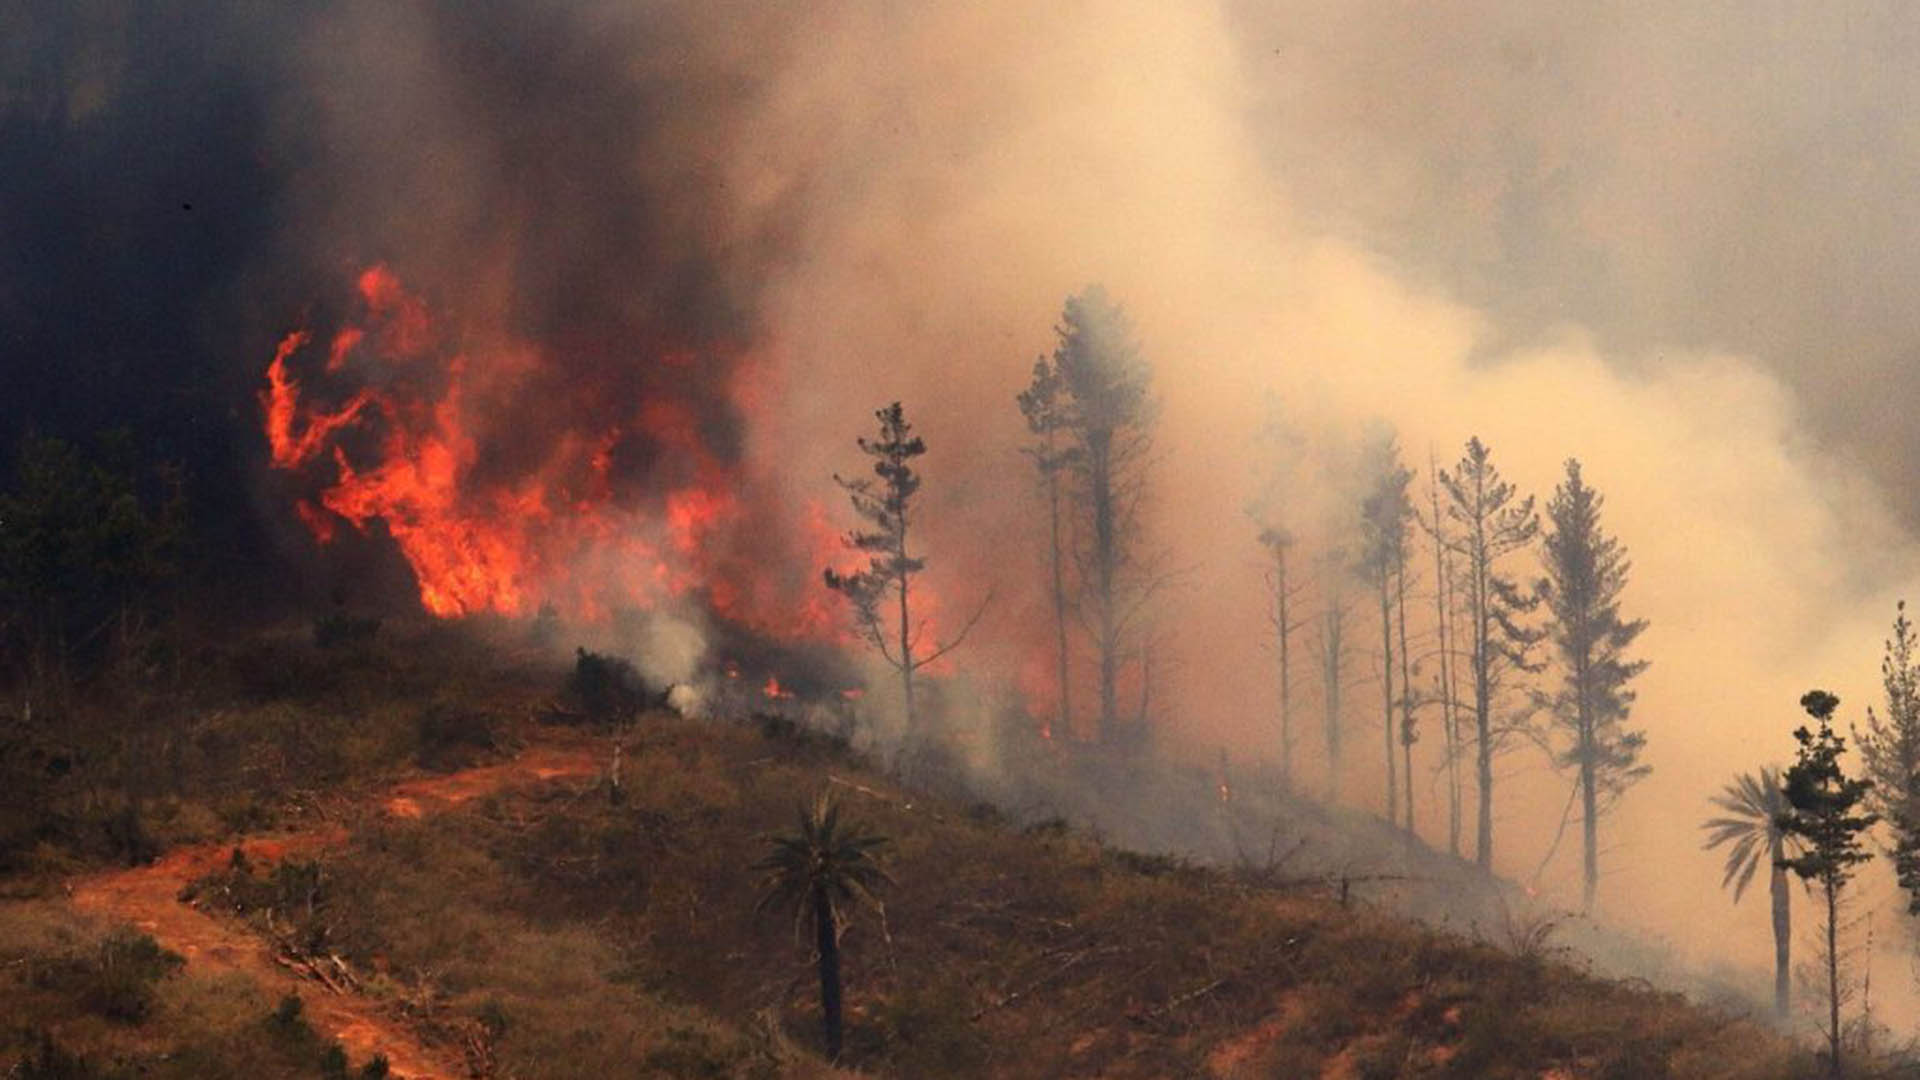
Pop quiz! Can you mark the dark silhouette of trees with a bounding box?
[755,794,892,1061]
[1703,767,1797,1021]
[1778,690,1877,1078]
[1439,437,1542,871]
[824,403,980,740]
[1853,602,1920,914]
[1538,460,1649,912]
[0,432,183,687]
[1048,287,1157,748]
[1017,358,1080,740]
[1357,432,1414,831]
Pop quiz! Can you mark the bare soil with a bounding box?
[67,739,603,1079]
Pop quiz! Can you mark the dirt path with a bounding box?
[68,739,603,1079]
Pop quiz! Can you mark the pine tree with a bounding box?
[1853,602,1920,914]
[1439,437,1542,871]
[1778,690,1877,1079]
[1538,459,1649,912]
[824,403,979,740]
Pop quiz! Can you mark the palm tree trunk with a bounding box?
[1770,850,1790,1022]
[814,886,843,1060]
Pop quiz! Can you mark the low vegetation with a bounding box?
[0,634,1877,1077]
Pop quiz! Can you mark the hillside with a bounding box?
[0,628,1821,1078]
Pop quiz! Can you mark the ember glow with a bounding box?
[263,264,837,637]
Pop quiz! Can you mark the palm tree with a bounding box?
[1701,767,1796,1021]
[755,794,892,1060]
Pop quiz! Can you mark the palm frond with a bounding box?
[1700,767,1790,904]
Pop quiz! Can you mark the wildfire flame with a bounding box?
[263,263,839,637]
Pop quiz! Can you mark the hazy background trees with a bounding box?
[1852,604,1920,916]
[1419,455,1467,858]
[1018,358,1079,743]
[1356,431,1414,830]
[1047,287,1158,750]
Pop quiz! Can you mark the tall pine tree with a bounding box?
[1439,437,1542,871]
[1538,459,1649,912]
[824,403,979,740]
[1853,603,1920,914]
[1778,690,1877,1079]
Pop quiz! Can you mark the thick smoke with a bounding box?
[13,0,1920,1023]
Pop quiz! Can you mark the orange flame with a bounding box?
[263,264,839,635]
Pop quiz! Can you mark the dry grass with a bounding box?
[0,636,1869,1077]
[194,707,1821,1079]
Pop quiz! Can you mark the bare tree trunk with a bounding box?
[1274,544,1294,790]
[1826,879,1841,1078]
[1090,436,1120,744]
[1770,839,1791,1022]
[1323,599,1345,805]
[1472,517,1495,872]
[814,886,844,1060]
[1379,579,1396,824]
[1429,465,1461,857]
[1580,743,1598,913]
[1397,558,1415,835]
[897,539,916,739]
[1047,467,1071,737]
[1576,642,1599,912]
